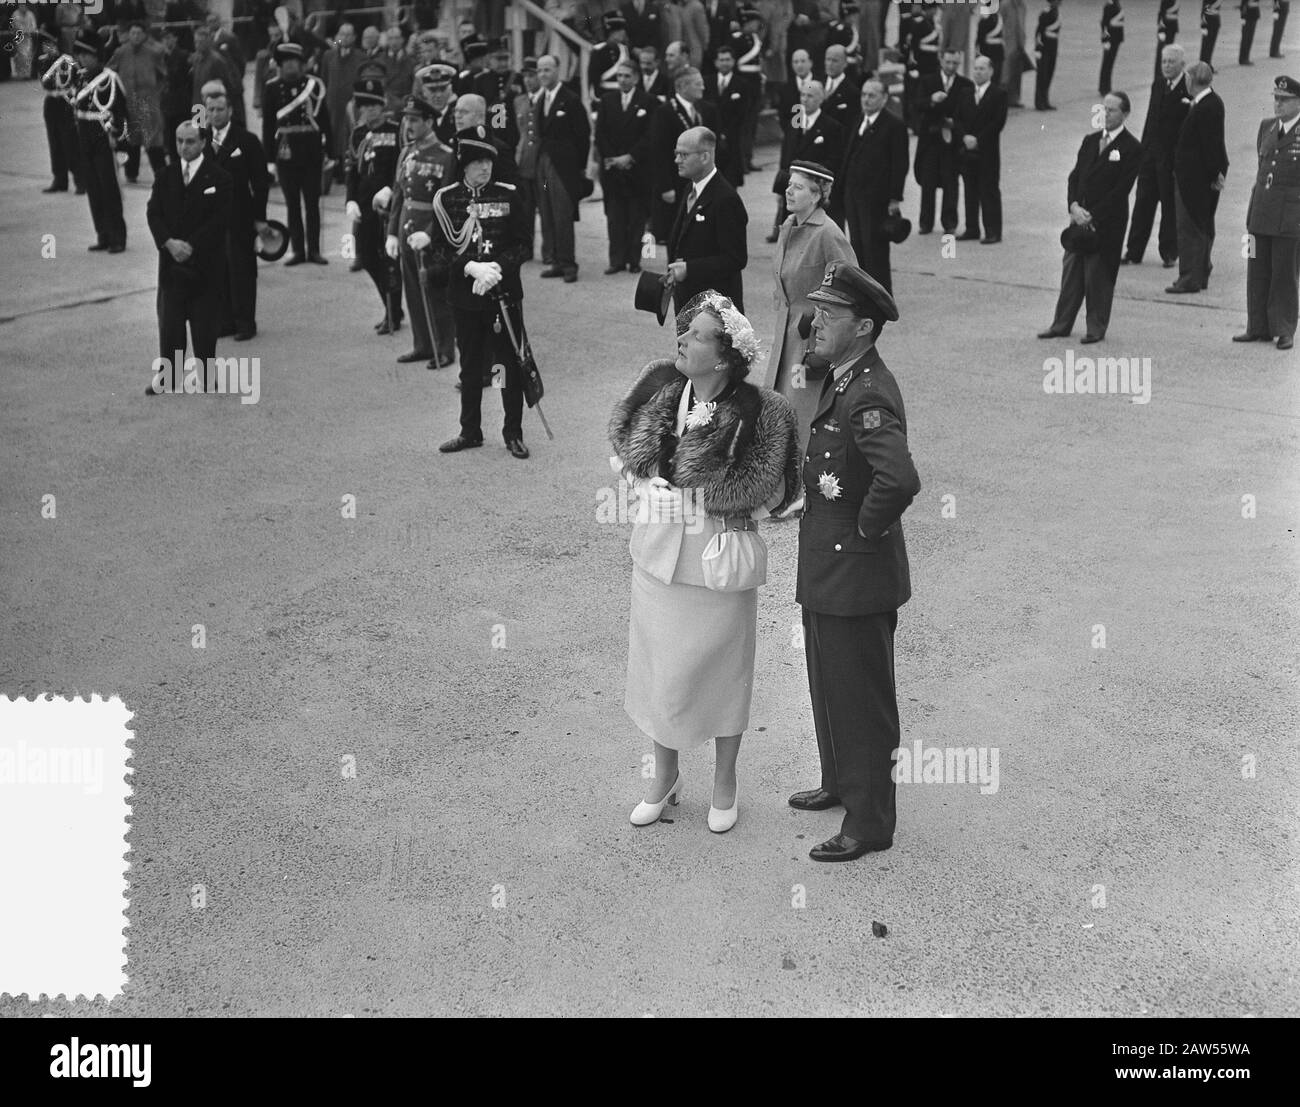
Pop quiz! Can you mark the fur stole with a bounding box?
[608,359,802,517]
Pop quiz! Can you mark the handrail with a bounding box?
[508,0,592,104]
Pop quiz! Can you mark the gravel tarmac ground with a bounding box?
[1,3,1298,1017]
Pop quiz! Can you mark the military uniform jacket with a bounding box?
[588,41,632,103]
[261,74,331,162]
[796,346,920,616]
[40,50,79,102]
[1101,1,1126,43]
[1247,116,1300,238]
[473,68,526,152]
[346,117,402,211]
[73,67,130,143]
[388,136,457,238]
[1035,8,1062,55]
[429,178,530,310]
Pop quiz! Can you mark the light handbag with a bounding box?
[701,518,768,592]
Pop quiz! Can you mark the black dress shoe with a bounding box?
[505,438,530,459]
[75,186,86,195]
[980,236,1001,244]
[307,253,329,265]
[764,231,779,243]
[348,260,364,272]
[233,330,256,341]
[563,271,578,283]
[956,231,980,241]
[1120,256,1139,265]
[1037,329,1066,339]
[627,264,641,273]
[540,266,564,278]
[88,242,109,252]
[1165,283,1201,294]
[809,833,892,862]
[788,788,841,811]
[438,434,484,453]
[376,317,402,335]
[396,350,434,363]
[602,265,622,275]
[1162,258,1177,269]
[1232,332,1270,342]
[1279,336,1295,351]
[426,355,457,370]
[42,182,68,193]
[917,226,933,235]
[1080,333,1103,344]
[107,244,126,254]
[284,254,306,266]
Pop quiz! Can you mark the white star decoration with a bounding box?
[817,472,842,501]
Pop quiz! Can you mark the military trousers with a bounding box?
[1246,233,1300,341]
[44,96,81,188]
[277,152,322,257]
[454,305,523,443]
[79,126,125,247]
[803,607,901,843]
[399,246,455,364]
[357,210,402,324]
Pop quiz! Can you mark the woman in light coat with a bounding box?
[609,293,801,834]
[764,159,857,454]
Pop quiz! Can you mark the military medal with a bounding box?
[817,472,842,500]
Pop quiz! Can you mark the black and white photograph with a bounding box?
[1,0,1296,1055]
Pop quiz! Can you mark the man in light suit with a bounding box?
[835,79,908,294]
[666,126,748,312]
[1039,92,1142,343]
[145,120,233,394]
[790,261,920,863]
[1168,62,1228,294]
[952,55,1008,243]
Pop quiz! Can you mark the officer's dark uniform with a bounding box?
[826,2,863,82]
[732,9,766,169]
[388,96,458,368]
[899,9,938,132]
[1240,77,1300,348]
[792,262,920,860]
[1271,1,1291,58]
[588,16,632,108]
[39,47,83,193]
[416,63,461,146]
[1240,0,1262,65]
[346,78,404,331]
[1201,1,1223,65]
[71,39,128,252]
[261,43,331,263]
[1034,2,1062,111]
[977,5,1006,85]
[1099,2,1125,96]
[432,130,533,458]
[472,44,526,156]
[456,38,488,97]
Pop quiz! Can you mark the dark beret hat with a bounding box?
[807,261,900,321]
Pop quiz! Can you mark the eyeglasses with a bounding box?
[673,149,705,160]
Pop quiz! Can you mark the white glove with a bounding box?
[345,200,362,221]
[385,235,400,260]
[372,186,392,211]
[640,477,685,522]
[406,230,431,251]
[465,260,502,287]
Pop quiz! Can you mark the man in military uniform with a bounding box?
[1234,75,1300,350]
[790,261,920,863]
[432,130,534,460]
[732,6,765,171]
[456,36,489,97]
[1240,0,1262,65]
[346,78,405,335]
[38,39,83,194]
[1155,0,1181,80]
[415,63,460,145]
[386,96,458,369]
[71,34,128,253]
[589,12,633,109]
[1033,0,1062,111]
[976,1,1006,86]
[1099,1,1125,96]
[473,38,525,156]
[1201,1,1223,65]
[1270,1,1291,58]
[261,42,331,265]
[827,0,864,83]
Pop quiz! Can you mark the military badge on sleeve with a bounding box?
[861,410,881,430]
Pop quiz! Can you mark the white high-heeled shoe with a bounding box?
[630,773,682,826]
[708,780,738,834]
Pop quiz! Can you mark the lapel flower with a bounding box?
[817,472,842,500]
[685,399,716,429]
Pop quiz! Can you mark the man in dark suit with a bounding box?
[1234,75,1300,351]
[535,53,592,282]
[953,54,1008,243]
[835,79,909,295]
[145,120,233,394]
[1039,92,1143,343]
[637,45,673,102]
[704,42,752,186]
[1124,44,1190,266]
[201,85,270,343]
[789,261,920,863]
[596,59,656,274]
[913,47,972,236]
[621,0,665,49]
[649,66,720,241]
[666,126,748,311]
[1169,62,1229,294]
[768,80,844,240]
[821,44,861,135]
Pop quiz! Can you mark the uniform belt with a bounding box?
[74,110,105,121]
[405,199,436,210]
[277,124,317,133]
[720,516,758,532]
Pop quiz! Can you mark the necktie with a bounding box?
[976,85,984,103]
[687,186,698,212]
[1099,131,1110,152]
[183,162,191,185]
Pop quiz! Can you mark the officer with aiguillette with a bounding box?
[386,96,458,369]
[346,77,404,335]
[432,128,533,460]
[789,262,921,863]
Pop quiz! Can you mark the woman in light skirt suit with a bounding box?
[609,292,802,833]
[763,160,857,456]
